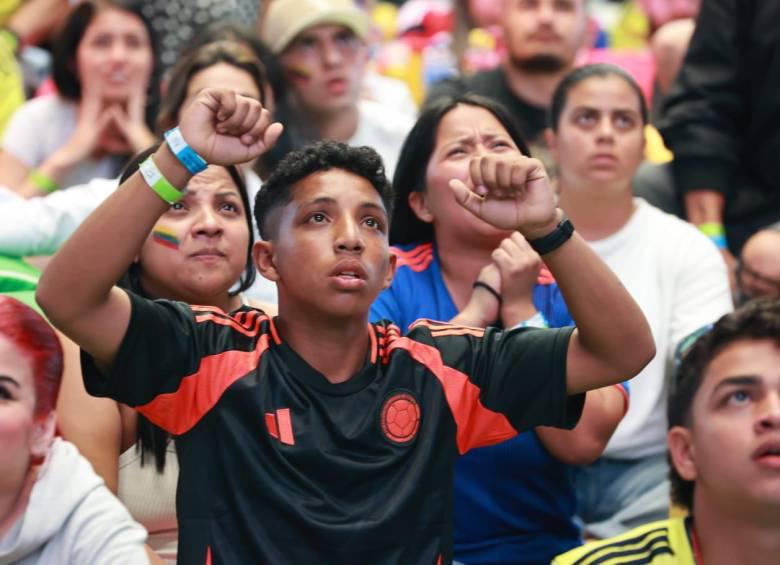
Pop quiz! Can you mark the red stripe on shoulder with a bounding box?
[392,244,434,272]
[391,243,432,260]
[194,311,269,338]
[387,336,516,453]
[410,319,486,339]
[137,334,271,435]
[536,265,556,285]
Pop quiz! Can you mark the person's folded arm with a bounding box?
[536,384,628,465]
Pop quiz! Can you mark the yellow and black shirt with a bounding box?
[553,518,697,565]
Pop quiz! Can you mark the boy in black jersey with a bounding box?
[38,90,655,564]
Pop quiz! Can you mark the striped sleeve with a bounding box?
[404,320,583,453]
[552,519,695,565]
[81,291,272,435]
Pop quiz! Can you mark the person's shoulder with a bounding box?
[14,94,75,121]
[357,99,415,136]
[553,518,693,565]
[634,198,719,251]
[391,242,436,274]
[464,67,506,89]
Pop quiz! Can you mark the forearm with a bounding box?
[539,220,655,390]
[37,144,190,323]
[684,189,725,225]
[7,0,69,44]
[536,385,627,465]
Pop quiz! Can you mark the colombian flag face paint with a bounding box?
[285,63,313,84]
[151,225,180,250]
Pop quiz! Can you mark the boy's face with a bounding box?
[254,169,396,319]
[280,24,368,116]
[669,339,780,520]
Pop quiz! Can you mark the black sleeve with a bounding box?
[80,291,205,406]
[408,321,584,435]
[658,0,752,196]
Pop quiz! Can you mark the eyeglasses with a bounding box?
[284,30,363,63]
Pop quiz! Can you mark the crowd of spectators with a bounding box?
[0,0,778,564]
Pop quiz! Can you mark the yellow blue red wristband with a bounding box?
[164,127,207,175]
[139,156,185,203]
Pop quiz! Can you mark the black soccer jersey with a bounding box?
[81,292,584,565]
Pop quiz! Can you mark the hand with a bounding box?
[50,87,114,168]
[104,84,156,153]
[454,263,501,327]
[492,232,542,327]
[449,154,558,238]
[178,89,283,166]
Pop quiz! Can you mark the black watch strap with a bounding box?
[527,217,574,255]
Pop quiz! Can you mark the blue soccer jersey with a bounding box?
[372,243,582,564]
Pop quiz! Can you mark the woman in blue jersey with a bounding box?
[370,94,629,564]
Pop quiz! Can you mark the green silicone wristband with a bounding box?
[139,157,185,203]
[28,169,58,193]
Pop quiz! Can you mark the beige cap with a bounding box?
[262,0,371,54]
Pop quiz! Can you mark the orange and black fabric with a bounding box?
[81,291,582,565]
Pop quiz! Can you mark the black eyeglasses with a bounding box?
[736,260,780,294]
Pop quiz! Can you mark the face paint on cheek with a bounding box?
[285,64,313,85]
[151,225,180,251]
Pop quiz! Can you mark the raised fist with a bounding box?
[178,88,283,166]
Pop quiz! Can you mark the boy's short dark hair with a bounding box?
[668,298,780,511]
[254,141,393,240]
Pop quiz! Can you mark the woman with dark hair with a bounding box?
[0,295,147,563]
[371,93,629,564]
[0,0,160,197]
[546,63,732,539]
[51,41,276,563]
[0,37,278,303]
[55,149,261,563]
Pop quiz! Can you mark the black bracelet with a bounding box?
[527,217,575,255]
[473,281,502,304]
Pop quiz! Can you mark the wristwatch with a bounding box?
[527,217,575,255]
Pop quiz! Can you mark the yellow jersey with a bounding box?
[552,518,697,565]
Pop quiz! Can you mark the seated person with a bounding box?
[735,225,780,306]
[36,89,654,563]
[260,0,414,178]
[0,0,158,197]
[555,298,780,565]
[0,37,278,305]
[0,295,148,564]
[372,93,629,563]
[546,63,732,538]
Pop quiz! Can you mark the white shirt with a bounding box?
[349,99,415,180]
[2,95,124,189]
[592,199,733,459]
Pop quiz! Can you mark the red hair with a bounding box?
[0,297,63,416]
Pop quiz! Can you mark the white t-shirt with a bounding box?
[1,95,124,189]
[349,99,415,180]
[592,199,733,459]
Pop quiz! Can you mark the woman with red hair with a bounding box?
[0,296,147,563]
